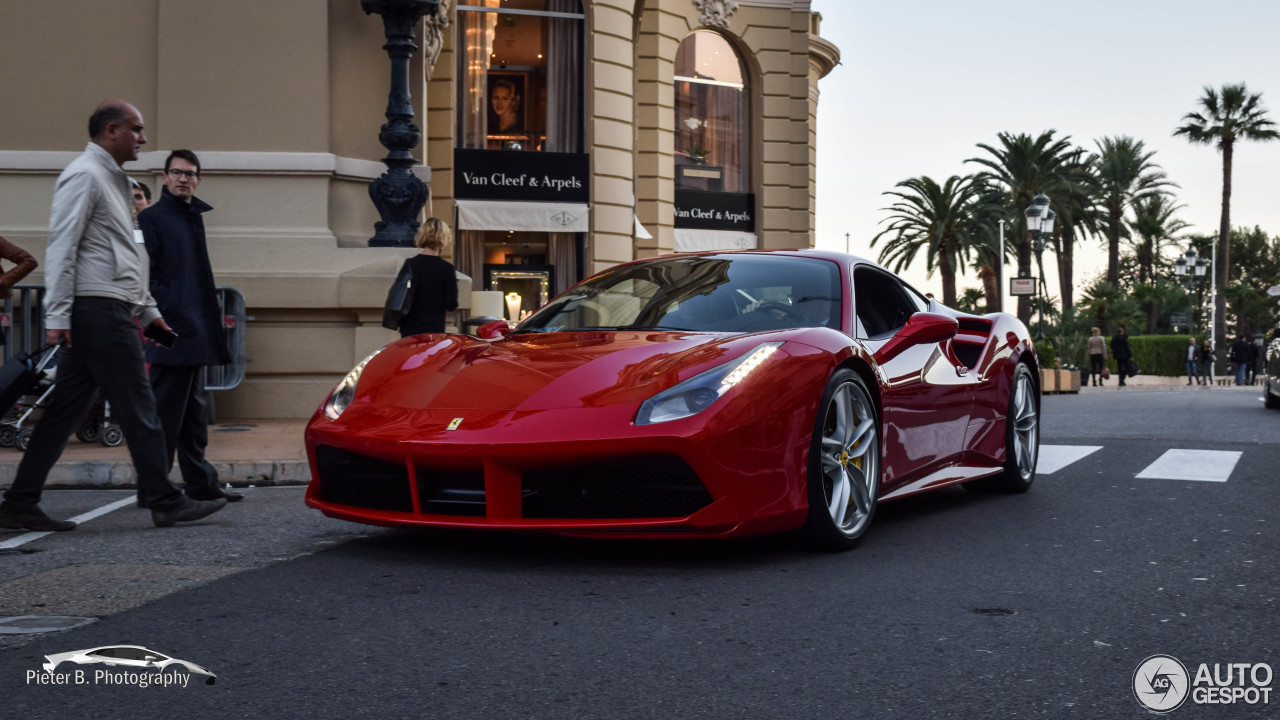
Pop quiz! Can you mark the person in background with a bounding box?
[1185,336,1200,386]
[0,235,38,301]
[1199,339,1214,386]
[1110,325,1132,387]
[396,217,459,338]
[140,149,239,502]
[1231,334,1250,386]
[130,179,151,217]
[1087,327,1107,386]
[0,100,225,532]
[1246,335,1260,385]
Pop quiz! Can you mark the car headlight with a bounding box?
[322,347,385,420]
[635,342,782,425]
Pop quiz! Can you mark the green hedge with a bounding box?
[1111,335,1206,377]
[1053,334,1206,376]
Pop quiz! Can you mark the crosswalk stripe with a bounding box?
[1037,445,1102,474]
[1135,449,1243,483]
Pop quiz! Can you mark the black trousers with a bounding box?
[149,364,219,494]
[1089,354,1105,383]
[2,298,183,512]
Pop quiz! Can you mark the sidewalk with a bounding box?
[1076,374,1265,393]
[0,420,310,490]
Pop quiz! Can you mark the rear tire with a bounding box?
[15,428,33,452]
[993,363,1039,491]
[0,425,16,448]
[76,422,101,444]
[802,369,880,551]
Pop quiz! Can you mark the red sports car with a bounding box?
[304,250,1040,550]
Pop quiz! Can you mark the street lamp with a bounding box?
[1024,193,1053,341]
[1173,243,1211,335]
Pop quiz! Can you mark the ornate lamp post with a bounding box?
[361,0,440,247]
[1174,244,1210,332]
[1023,193,1053,342]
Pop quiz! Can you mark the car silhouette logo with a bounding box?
[43,645,216,685]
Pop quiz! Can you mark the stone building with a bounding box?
[0,0,839,418]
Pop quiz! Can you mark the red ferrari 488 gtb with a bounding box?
[305,250,1040,550]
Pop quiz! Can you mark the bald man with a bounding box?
[0,100,225,532]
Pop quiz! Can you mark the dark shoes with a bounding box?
[152,496,227,528]
[187,486,244,503]
[0,505,77,532]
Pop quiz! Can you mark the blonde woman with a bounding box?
[1087,326,1107,386]
[396,217,459,337]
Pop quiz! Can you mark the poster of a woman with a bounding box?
[487,73,525,135]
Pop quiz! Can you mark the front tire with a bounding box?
[1265,379,1280,410]
[991,363,1039,492]
[802,369,880,551]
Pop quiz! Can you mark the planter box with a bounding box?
[1056,368,1080,393]
[1040,368,1059,393]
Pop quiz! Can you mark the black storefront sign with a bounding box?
[454,149,589,203]
[674,190,755,232]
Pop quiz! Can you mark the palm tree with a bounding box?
[1174,83,1279,358]
[1047,151,1103,314]
[1092,136,1173,287]
[1128,193,1189,285]
[967,130,1082,326]
[871,175,986,307]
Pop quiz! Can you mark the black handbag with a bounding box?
[381,259,415,331]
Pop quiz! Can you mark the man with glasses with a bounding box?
[0,101,226,531]
[139,150,239,503]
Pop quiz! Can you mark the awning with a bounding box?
[455,199,589,233]
[673,228,758,252]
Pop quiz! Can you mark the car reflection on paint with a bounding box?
[42,645,216,684]
[1265,332,1280,410]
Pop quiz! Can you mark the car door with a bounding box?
[851,265,976,493]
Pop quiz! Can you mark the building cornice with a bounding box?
[808,32,840,79]
[0,150,430,182]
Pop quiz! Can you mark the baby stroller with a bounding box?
[0,346,124,450]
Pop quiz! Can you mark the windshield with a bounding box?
[516,254,842,333]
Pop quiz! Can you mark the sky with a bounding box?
[809,0,1280,308]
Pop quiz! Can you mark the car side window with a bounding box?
[852,266,921,340]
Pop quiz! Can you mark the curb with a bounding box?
[0,460,311,490]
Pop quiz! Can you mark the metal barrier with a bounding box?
[2,284,248,392]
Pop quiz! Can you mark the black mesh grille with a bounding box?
[315,445,412,512]
[416,466,486,517]
[522,456,712,519]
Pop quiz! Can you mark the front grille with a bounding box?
[416,466,486,516]
[315,445,412,512]
[522,456,712,519]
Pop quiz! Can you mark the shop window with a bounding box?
[456,0,585,153]
[674,30,750,193]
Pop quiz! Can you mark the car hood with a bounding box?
[353,330,781,413]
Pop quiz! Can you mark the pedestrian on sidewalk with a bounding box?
[1246,336,1260,385]
[1111,325,1133,387]
[1087,327,1108,386]
[1185,336,1199,385]
[0,235,39,301]
[0,100,226,533]
[139,149,241,502]
[1199,339,1214,385]
[1231,335,1250,386]
[395,217,459,338]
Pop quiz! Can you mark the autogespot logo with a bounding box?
[1134,654,1274,713]
[1134,655,1190,712]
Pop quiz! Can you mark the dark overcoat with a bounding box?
[139,187,230,366]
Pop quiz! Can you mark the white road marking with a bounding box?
[1135,449,1243,483]
[1037,445,1103,474]
[0,496,135,550]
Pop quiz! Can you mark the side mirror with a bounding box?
[476,320,511,340]
[872,312,958,365]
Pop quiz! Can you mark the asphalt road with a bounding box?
[1,390,1277,718]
